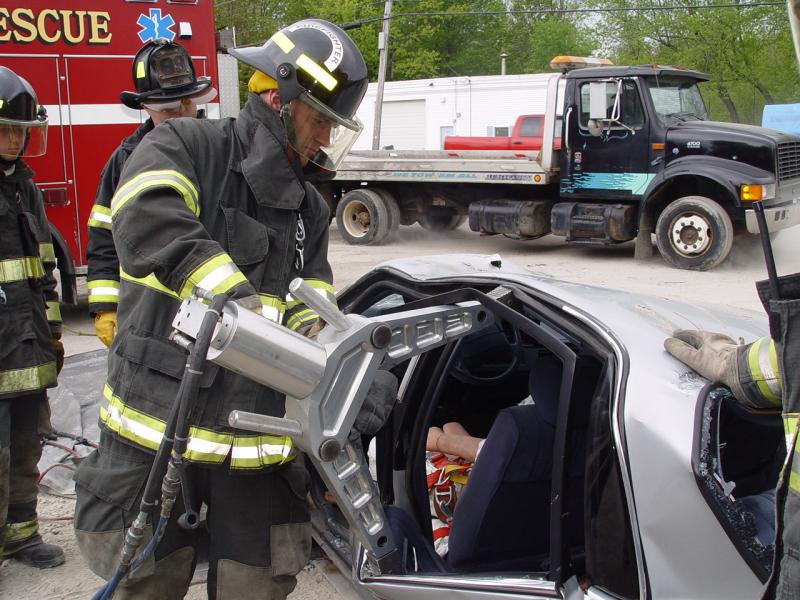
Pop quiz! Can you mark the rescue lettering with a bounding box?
[0,8,111,45]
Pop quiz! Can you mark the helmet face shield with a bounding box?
[288,96,362,172]
[310,114,362,172]
[0,115,47,159]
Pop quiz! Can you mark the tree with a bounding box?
[595,0,799,123]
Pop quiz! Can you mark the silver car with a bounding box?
[309,254,780,600]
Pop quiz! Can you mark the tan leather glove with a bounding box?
[664,330,746,401]
[305,318,325,339]
[94,310,117,347]
[52,338,64,375]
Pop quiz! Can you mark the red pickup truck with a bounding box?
[444,114,560,151]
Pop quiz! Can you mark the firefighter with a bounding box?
[74,19,368,598]
[86,39,217,347]
[0,66,65,568]
[664,272,799,598]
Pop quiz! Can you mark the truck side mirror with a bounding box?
[587,81,610,137]
[588,82,609,120]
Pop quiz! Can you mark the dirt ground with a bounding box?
[2,222,796,599]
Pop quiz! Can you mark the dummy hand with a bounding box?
[94,311,117,347]
[52,338,64,375]
[664,330,745,399]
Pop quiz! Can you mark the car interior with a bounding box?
[694,383,785,582]
[309,275,781,598]
[307,277,641,598]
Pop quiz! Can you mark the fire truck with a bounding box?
[0,1,236,303]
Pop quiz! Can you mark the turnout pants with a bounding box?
[0,392,49,558]
[75,433,312,600]
[759,273,800,600]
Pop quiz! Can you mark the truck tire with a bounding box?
[336,189,391,245]
[373,188,401,237]
[418,212,467,231]
[655,195,734,271]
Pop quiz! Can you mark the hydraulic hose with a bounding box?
[90,291,229,600]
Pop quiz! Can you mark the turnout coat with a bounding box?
[0,161,60,400]
[102,94,335,470]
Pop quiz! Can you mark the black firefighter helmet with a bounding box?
[228,19,369,173]
[120,39,216,110]
[0,66,48,159]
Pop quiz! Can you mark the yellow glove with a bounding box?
[94,311,117,347]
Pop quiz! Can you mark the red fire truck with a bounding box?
[0,1,224,303]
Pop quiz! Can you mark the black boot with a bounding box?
[4,533,65,568]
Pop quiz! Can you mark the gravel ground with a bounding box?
[1,221,796,599]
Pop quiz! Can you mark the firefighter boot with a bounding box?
[4,531,65,568]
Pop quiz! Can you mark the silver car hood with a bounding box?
[353,253,766,598]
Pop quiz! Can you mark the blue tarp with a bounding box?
[762,103,800,136]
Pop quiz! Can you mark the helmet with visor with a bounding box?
[228,19,368,173]
[0,66,48,161]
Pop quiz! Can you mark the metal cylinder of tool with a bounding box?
[173,297,327,398]
[289,278,351,332]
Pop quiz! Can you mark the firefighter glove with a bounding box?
[52,338,64,375]
[664,329,747,402]
[351,370,399,439]
[94,311,117,347]
[304,318,325,339]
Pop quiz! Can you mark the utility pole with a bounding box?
[372,0,393,150]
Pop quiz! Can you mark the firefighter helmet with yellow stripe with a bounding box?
[228,19,368,132]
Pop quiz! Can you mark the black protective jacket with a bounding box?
[759,274,800,599]
[0,161,61,399]
[101,94,335,469]
[86,119,154,315]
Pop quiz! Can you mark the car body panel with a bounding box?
[327,253,769,599]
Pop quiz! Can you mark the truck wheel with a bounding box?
[373,188,401,236]
[336,189,390,245]
[655,195,734,271]
[418,213,467,231]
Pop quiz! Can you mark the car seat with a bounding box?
[446,354,562,571]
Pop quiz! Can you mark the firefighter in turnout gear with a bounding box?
[0,66,65,569]
[86,39,217,347]
[665,274,800,598]
[74,19,368,598]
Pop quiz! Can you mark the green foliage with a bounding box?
[214,0,799,123]
[594,0,799,124]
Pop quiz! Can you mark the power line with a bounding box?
[341,2,785,29]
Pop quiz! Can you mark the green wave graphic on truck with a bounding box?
[560,172,655,195]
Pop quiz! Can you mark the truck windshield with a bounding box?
[647,76,708,123]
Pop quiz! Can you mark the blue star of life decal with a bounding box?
[137,9,176,43]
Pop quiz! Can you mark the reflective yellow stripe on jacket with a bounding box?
[0,362,57,395]
[785,414,800,496]
[87,204,112,230]
[179,253,248,298]
[39,242,55,265]
[284,279,335,331]
[87,279,120,305]
[110,169,200,218]
[100,384,295,468]
[120,254,247,301]
[746,338,782,405]
[46,300,61,322]
[0,256,45,283]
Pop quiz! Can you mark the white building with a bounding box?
[354,73,564,151]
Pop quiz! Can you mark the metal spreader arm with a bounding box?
[171,279,493,573]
